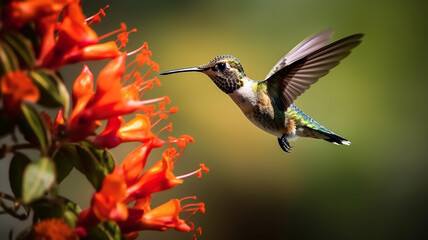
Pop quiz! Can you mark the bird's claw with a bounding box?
[278,134,292,153]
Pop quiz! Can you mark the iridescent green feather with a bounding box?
[286,104,335,135]
[257,74,335,136]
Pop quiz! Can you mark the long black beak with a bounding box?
[159,67,205,75]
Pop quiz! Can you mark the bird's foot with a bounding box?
[278,134,292,153]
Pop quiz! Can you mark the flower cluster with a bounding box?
[4,0,121,69]
[0,0,208,239]
[71,50,208,239]
[78,138,209,239]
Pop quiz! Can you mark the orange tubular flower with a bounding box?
[1,70,40,116]
[67,65,100,141]
[92,114,158,149]
[120,135,196,189]
[71,65,94,106]
[90,116,123,148]
[3,0,207,239]
[55,1,98,49]
[40,109,65,137]
[67,52,165,142]
[91,169,128,222]
[138,199,192,232]
[24,0,121,69]
[3,0,72,29]
[79,54,132,119]
[121,143,157,186]
[124,149,184,201]
[117,114,154,142]
[119,198,205,234]
[63,41,120,65]
[78,139,208,238]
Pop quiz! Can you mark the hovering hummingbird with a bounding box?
[160,30,363,152]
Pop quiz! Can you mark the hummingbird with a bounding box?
[160,30,363,153]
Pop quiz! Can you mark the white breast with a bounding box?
[227,78,257,114]
[227,79,298,140]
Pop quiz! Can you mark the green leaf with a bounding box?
[32,198,64,220]
[53,145,75,184]
[55,72,71,117]
[9,152,31,199]
[0,40,19,75]
[81,141,116,174]
[19,104,50,155]
[22,157,56,204]
[63,197,81,228]
[70,142,116,190]
[30,196,81,227]
[84,222,124,240]
[29,70,70,115]
[2,31,36,68]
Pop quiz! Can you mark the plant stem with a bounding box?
[0,143,38,159]
[0,192,30,220]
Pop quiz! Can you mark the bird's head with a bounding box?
[160,55,246,94]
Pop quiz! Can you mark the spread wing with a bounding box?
[265,30,334,79]
[262,32,363,111]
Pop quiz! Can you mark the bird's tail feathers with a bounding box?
[298,127,351,145]
[319,130,351,145]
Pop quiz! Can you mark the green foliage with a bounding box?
[22,157,56,204]
[1,31,36,69]
[30,196,80,225]
[0,22,85,235]
[52,142,116,190]
[84,222,125,240]
[0,40,19,75]
[53,147,75,184]
[9,152,31,199]
[63,197,82,228]
[71,142,116,190]
[30,70,71,115]
[18,105,50,155]
[32,198,65,220]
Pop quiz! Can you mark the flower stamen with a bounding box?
[98,28,123,41]
[176,164,209,179]
[85,5,110,25]
[140,96,169,105]
[127,44,145,57]
[182,202,205,222]
[154,122,172,135]
[117,25,137,49]
[176,169,202,179]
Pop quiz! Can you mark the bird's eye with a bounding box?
[217,62,226,71]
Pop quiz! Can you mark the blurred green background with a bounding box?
[1,0,428,239]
